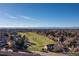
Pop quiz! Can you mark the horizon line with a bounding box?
[0,27,79,29]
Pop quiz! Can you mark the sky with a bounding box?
[0,3,79,28]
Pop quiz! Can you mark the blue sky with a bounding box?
[0,3,79,28]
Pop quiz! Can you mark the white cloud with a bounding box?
[5,13,16,19]
[5,13,37,21]
[21,15,35,20]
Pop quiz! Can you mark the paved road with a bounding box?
[0,51,40,56]
[31,51,67,56]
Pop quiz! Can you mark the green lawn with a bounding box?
[18,32,55,52]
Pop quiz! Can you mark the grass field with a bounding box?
[18,32,55,52]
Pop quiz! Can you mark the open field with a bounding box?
[18,32,55,51]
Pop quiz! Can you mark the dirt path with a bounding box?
[32,51,67,56]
